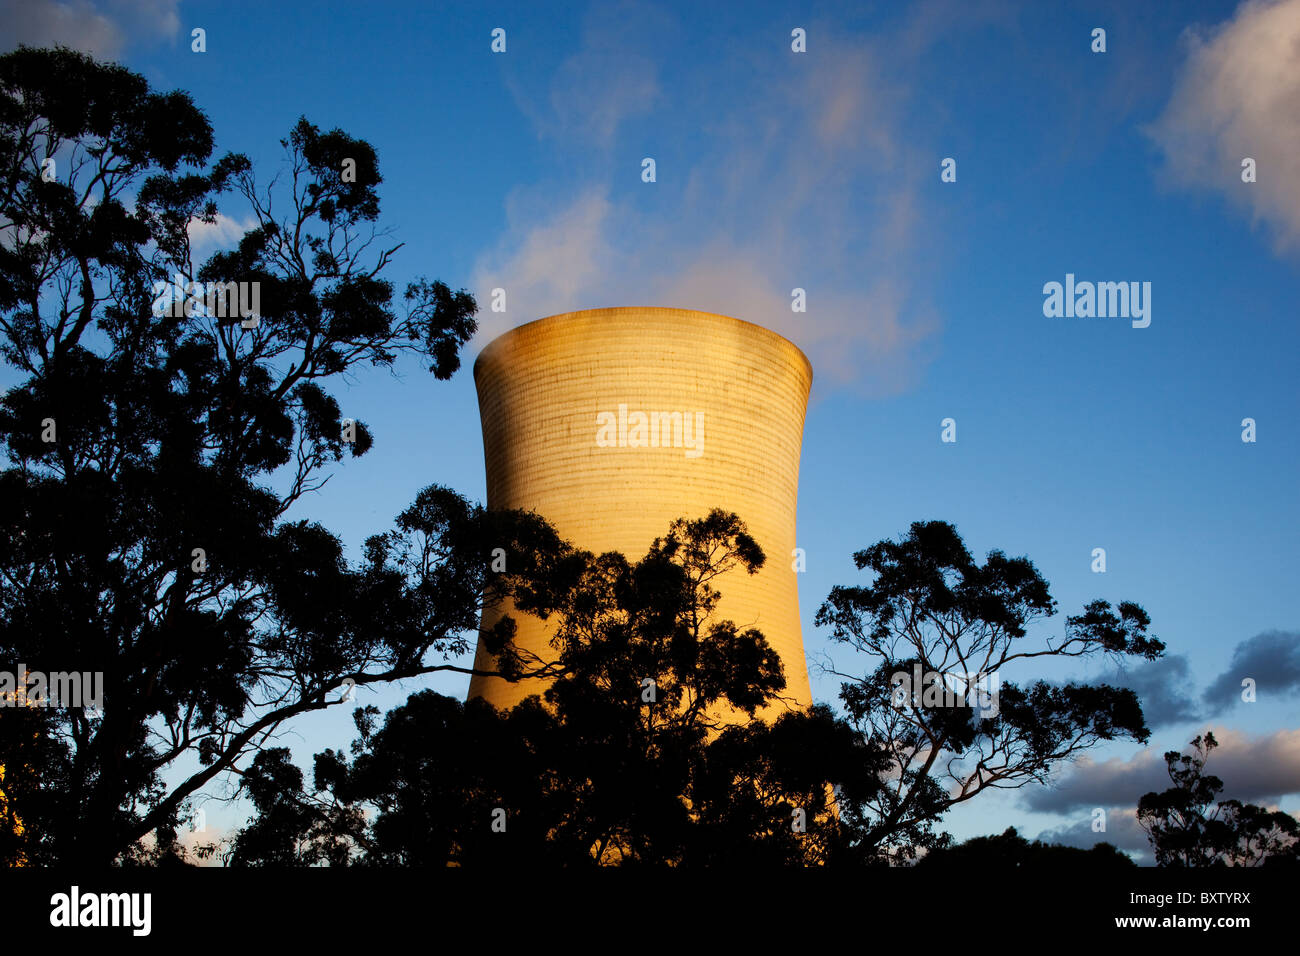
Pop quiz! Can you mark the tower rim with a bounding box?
[471,306,813,384]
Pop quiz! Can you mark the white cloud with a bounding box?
[0,0,179,57]
[187,212,257,256]
[476,23,944,395]
[0,0,123,56]
[1147,0,1300,253]
[471,189,614,341]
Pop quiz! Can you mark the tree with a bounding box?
[226,511,879,866]
[688,702,883,866]
[1138,731,1299,867]
[916,826,1136,868]
[815,520,1163,862]
[230,517,1168,868]
[0,45,550,865]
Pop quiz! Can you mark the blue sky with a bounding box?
[6,0,1299,861]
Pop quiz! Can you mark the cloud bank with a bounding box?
[1202,629,1300,713]
[473,4,946,395]
[0,0,180,58]
[1147,0,1300,253]
[1024,727,1300,815]
[1095,653,1202,729]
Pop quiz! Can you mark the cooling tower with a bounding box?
[467,307,813,717]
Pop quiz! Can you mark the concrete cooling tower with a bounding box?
[467,307,813,717]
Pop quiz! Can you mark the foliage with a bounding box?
[1138,732,1299,867]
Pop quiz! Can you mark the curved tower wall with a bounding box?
[467,307,813,715]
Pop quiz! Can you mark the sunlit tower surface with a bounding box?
[467,307,813,717]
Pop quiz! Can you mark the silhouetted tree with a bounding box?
[227,511,882,866]
[230,518,1168,867]
[0,46,549,865]
[916,826,1136,868]
[689,702,884,865]
[816,520,1163,862]
[1138,732,1299,867]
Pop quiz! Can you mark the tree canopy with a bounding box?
[0,45,519,865]
[225,511,884,866]
[815,520,1161,861]
[1138,732,1299,867]
[222,517,1164,867]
